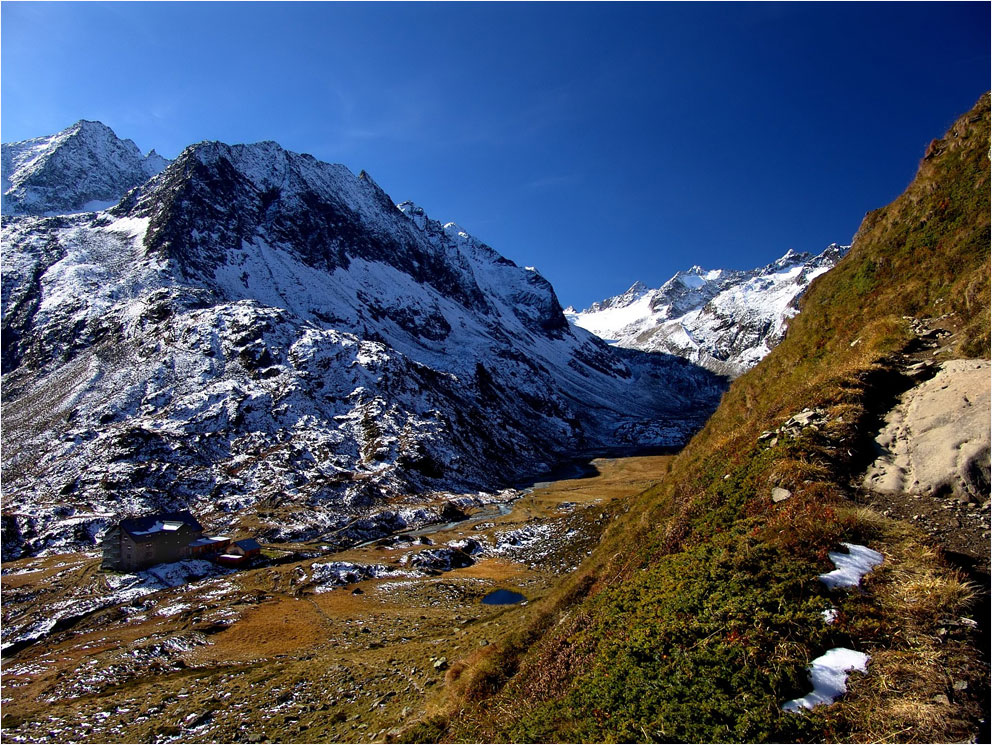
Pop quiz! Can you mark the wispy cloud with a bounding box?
[314,81,440,155]
[522,173,582,191]
[450,82,584,148]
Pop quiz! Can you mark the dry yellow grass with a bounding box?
[816,508,985,743]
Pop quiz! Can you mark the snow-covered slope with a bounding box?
[1,129,725,559]
[566,246,848,377]
[1,120,168,215]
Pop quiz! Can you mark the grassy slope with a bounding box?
[410,93,990,743]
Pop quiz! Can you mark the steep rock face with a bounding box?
[566,245,847,377]
[1,121,168,216]
[1,134,725,559]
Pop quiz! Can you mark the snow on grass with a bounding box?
[156,602,190,617]
[819,543,884,589]
[142,560,227,588]
[782,648,870,712]
[1,566,44,576]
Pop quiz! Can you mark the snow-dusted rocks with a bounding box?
[1,559,229,654]
[567,246,848,377]
[1,125,725,560]
[2,121,168,215]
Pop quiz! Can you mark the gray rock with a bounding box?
[771,487,792,503]
[862,360,991,503]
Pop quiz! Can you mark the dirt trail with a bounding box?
[858,317,990,571]
[864,359,989,503]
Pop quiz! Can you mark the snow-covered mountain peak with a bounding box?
[674,270,710,289]
[622,279,650,298]
[570,244,849,377]
[397,200,424,214]
[776,248,799,262]
[397,201,429,230]
[172,139,356,196]
[578,281,649,316]
[443,221,470,240]
[2,120,169,215]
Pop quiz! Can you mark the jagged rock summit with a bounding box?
[1,120,169,215]
[566,245,848,377]
[1,125,725,559]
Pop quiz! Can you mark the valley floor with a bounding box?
[0,455,674,744]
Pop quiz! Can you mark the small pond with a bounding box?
[481,589,526,605]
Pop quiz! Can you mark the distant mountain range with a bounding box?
[1,121,726,559]
[566,245,848,377]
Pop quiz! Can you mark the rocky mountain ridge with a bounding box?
[2,120,168,215]
[567,245,848,377]
[1,124,725,560]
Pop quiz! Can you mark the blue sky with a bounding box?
[2,2,989,308]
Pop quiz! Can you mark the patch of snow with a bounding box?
[782,647,870,711]
[156,602,190,617]
[81,199,118,212]
[1,566,44,576]
[131,520,183,535]
[819,543,884,589]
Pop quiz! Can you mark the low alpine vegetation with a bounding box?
[408,93,990,744]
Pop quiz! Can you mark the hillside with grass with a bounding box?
[410,93,991,743]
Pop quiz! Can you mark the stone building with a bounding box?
[101,511,228,571]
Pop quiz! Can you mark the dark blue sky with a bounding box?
[3,2,988,308]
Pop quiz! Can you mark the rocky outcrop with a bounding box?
[863,359,991,504]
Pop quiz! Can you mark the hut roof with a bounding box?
[120,511,203,542]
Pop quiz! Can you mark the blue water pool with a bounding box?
[482,589,526,605]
